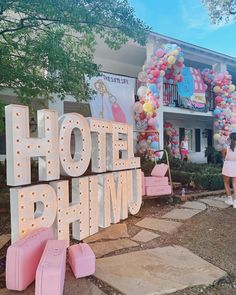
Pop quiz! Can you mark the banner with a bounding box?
[178,67,206,112]
[88,73,136,126]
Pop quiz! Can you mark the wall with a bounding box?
[164,114,214,163]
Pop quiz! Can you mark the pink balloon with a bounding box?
[156,48,165,58]
[215,96,223,104]
[148,118,157,127]
[230,117,236,124]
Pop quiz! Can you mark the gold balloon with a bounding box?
[143,102,154,113]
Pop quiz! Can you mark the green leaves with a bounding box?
[0,0,149,132]
[202,0,236,24]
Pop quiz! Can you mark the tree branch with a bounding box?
[0,12,126,36]
[0,19,35,35]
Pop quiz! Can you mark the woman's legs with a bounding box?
[232,178,236,208]
[232,177,236,200]
[223,175,231,197]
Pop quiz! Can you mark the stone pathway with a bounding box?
[180,201,206,211]
[92,195,231,294]
[199,198,230,209]
[136,217,182,234]
[90,239,138,258]
[0,234,10,250]
[84,224,129,243]
[131,229,160,243]
[95,245,226,295]
[161,208,202,220]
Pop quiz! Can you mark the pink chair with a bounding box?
[35,240,67,295]
[142,172,145,196]
[144,176,168,186]
[68,243,95,278]
[146,185,172,196]
[151,164,168,177]
[6,227,54,291]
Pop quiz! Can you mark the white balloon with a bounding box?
[138,71,147,82]
[137,86,148,98]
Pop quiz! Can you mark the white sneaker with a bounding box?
[225,196,233,205]
[233,199,236,208]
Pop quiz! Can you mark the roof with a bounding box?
[150,31,236,66]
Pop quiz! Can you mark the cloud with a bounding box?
[179,0,233,31]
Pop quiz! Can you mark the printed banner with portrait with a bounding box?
[88,73,136,126]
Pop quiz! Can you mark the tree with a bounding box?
[202,0,236,24]
[0,0,149,132]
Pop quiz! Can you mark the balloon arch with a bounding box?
[134,43,236,159]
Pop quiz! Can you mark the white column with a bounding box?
[157,80,164,150]
[146,35,155,62]
[212,63,227,73]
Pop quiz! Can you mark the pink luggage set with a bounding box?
[142,163,172,198]
[6,227,95,294]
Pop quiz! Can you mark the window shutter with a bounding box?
[179,128,185,144]
[207,129,213,147]
[195,129,201,152]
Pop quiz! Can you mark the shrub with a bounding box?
[205,146,223,165]
[171,171,192,185]
[193,173,224,190]
[171,170,224,191]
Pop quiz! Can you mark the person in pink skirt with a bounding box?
[222,132,236,208]
[180,136,189,161]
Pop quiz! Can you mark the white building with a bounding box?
[1,32,236,163]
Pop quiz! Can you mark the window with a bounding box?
[185,129,193,151]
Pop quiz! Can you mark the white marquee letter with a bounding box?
[10,184,57,243]
[98,171,128,228]
[88,118,112,173]
[107,122,140,171]
[59,113,91,177]
[5,105,59,186]
[127,169,142,215]
[51,176,98,246]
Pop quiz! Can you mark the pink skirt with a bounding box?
[222,160,236,177]
[181,149,188,156]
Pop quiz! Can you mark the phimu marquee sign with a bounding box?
[5,104,142,246]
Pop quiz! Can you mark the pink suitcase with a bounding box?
[35,240,67,295]
[145,185,171,196]
[6,227,54,291]
[68,243,95,278]
[144,176,168,186]
[151,164,168,177]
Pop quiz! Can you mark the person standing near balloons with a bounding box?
[222,132,236,208]
[180,136,189,161]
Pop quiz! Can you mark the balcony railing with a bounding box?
[163,83,215,112]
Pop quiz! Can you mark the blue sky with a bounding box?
[128,0,236,58]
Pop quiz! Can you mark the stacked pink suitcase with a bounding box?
[6,226,96,294]
[35,240,67,295]
[68,243,95,278]
[142,164,172,197]
[6,227,54,291]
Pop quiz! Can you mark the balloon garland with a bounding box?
[201,69,236,150]
[134,44,184,160]
[164,121,180,157]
